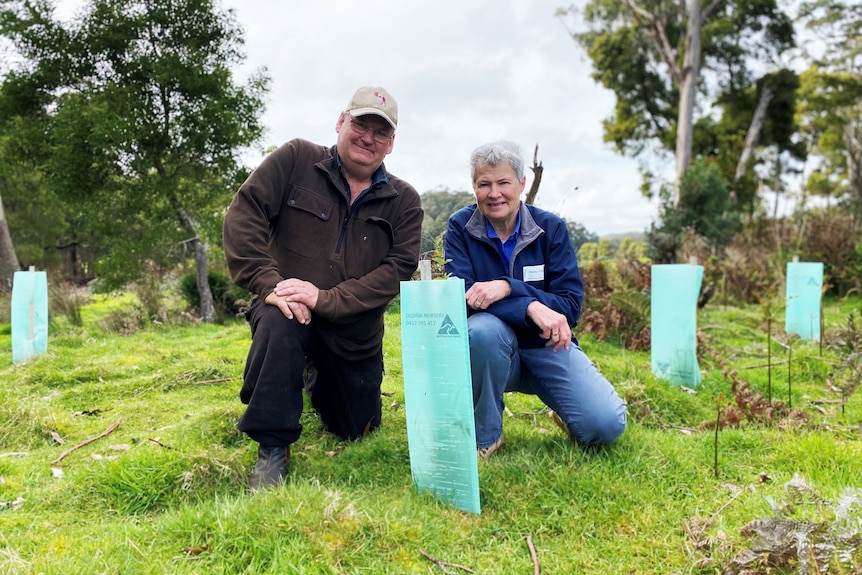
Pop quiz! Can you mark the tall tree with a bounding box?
[708,67,804,215]
[0,0,269,321]
[796,0,862,226]
[559,0,795,207]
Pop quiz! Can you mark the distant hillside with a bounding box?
[601,231,646,242]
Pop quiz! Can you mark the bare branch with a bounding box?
[735,87,774,180]
[50,420,122,465]
[526,535,541,575]
[419,548,475,574]
[524,143,543,205]
[701,0,725,23]
[622,0,682,83]
[178,376,237,388]
[148,438,175,450]
[682,487,747,574]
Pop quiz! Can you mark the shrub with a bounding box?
[799,209,862,297]
[579,257,651,350]
[647,159,740,264]
[49,283,89,327]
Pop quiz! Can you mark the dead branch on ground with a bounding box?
[50,420,122,465]
[419,548,475,574]
[526,535,541,574]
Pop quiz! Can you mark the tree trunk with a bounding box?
[192,237,215,323]
[168,190,214,323]
[673,0,702,206]
[622,0,718,205]
[0,194,21,291]
[845,118,862,227]
[735,87,774,181]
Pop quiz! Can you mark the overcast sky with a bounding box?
[57,0,663,236]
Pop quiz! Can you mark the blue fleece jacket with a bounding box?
[444,202,584,349]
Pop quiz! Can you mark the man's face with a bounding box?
[335,112,395,176]
[473,162,525,227]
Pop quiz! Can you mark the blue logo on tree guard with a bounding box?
[438,315,459,335]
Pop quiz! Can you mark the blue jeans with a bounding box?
[468,312,627,449]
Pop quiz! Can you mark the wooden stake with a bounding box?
[714,406,720,479]
[28,265,35,340]
[767,318,772,403]
[419,260,432,281]
[787,346,792,409]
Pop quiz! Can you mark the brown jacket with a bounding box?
[224,138,423,358]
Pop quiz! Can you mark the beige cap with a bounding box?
[346,86,398,129]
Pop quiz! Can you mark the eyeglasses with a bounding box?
[346,114,394,144]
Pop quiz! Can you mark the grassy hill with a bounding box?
[0,293,861,574]
[601,230,646,242]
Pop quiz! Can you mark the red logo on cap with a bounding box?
[373,92,386,105]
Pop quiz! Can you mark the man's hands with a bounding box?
[266,279,320,324]
[465,279,511,311]
[526,301,571,352]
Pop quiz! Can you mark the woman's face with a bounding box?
[473,162,525,229]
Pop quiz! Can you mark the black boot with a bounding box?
[249,444,290,490]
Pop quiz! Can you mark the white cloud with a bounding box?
[55,0,661,235]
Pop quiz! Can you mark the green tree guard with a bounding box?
[651,264,704,386]
[785,261,824,342]
[11,268,48,363]
[400,277,480,514]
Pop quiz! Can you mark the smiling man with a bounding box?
[223,86,423,489]
[444,140,626,459]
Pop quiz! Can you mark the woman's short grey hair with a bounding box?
[470,140,525,183]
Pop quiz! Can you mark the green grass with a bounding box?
[0,295,861,574]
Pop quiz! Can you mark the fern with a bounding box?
[827,311,862,413]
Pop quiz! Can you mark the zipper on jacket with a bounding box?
[335,215,349,255]
[334,194,368,255]
[333,182,357,256]
[333,186,389,256]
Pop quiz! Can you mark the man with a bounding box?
[444,140,626,458]
[223,86,423,489]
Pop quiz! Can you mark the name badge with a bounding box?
[523,265,544,282]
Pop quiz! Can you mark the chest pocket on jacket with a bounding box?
[345,216,394,277]
[279,187,336,258]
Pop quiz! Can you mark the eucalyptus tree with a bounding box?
[558,0,796,210]
[0,0,269,321]
[796,0,862,226]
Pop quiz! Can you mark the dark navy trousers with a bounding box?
[238,299,383,446]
